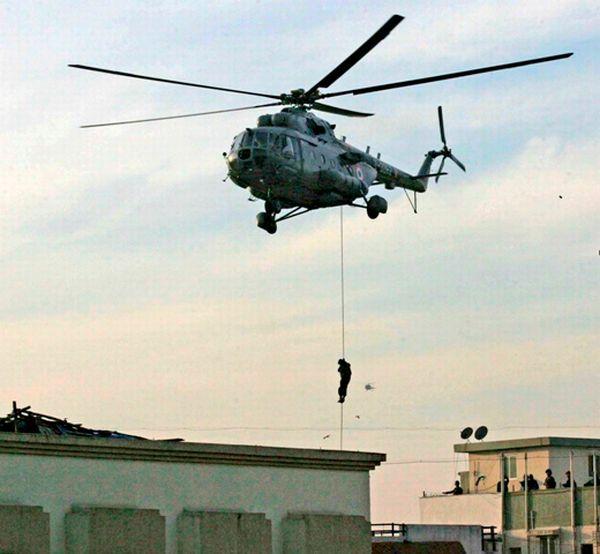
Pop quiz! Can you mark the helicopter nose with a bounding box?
[225,152,238,171]
[226,148,253,175]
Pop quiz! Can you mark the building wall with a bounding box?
[548,447,598,486]
[176,510,272,553]
[0,504,50,553]
[419,494,502,528]
[504,526,599,554]
[466,447,600,494]
[0,450,372,553]
[505,488,598,529]
[406,524,483,554]
[65,507,165,553]
[467,449,552,494]
[282,513,371,554]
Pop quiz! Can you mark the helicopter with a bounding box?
[70,15,571,234]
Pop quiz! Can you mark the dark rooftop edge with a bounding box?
[454,436,600,453]
[0,432,386,471]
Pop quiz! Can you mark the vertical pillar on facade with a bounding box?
[524,452,529,554]
[570,450,576,554]
[500,453,506,554]
[593,451,598,554]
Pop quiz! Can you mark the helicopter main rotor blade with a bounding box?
[304,14,403,96]
[449,153,466,172]
[69,64,281,100]
[321,52,573,99]
[79,102,282,128]
[312,102,373,118]
[438,105,447,145]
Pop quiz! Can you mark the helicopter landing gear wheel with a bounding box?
[264,199,282,216]
[257,212,277,234]
[367,195,388,220]
[367,207,379,219]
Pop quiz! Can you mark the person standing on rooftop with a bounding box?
[544,469,557,489]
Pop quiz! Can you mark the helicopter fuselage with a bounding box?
[225,108,432,210]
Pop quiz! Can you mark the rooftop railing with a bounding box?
[371,522,407,537]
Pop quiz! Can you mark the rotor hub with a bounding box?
[280,88,321,107]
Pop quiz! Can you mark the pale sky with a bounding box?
[1,0,599,522]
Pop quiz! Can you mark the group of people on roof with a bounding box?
[443,467,599,496]
[495,468,599,492]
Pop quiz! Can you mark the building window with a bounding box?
[588,454,600,476]
[581,545,593,554]
[540,536,557,554]
[509,548,521,554]
[504,456,517,479]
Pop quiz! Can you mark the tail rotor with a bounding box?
[435,106,466,182]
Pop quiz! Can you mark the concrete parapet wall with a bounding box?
[65,507,165,553]
[282,513,371,554]
[505,487,598,529]
[177,510,271,553]
[405,524,482,554]
[419,494,501,527]
[0,504,50,554]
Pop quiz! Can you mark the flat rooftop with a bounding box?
[0,432,386,471]
[454,436,600,453]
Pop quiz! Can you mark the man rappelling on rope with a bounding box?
[337,358,352,403]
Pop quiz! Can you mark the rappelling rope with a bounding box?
[339,206,346,450]
[340,206,346,359]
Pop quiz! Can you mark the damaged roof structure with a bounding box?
[0,401,182,441]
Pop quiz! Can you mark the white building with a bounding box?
[420,437,600,554]
[0,432,385,553]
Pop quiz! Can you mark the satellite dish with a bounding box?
[460,427,473,440]
[474,426,488,441]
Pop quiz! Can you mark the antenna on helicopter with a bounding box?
[435,106,466,182]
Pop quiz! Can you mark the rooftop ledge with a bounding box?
[0,432,385,472]
[423,488,587,499]
[454,436,600,453]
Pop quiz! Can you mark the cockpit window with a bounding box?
[240,132,253,147]
[253,130,269,148]
[274,134,296,159]
[274,135,285,152]
[231,134,243,150]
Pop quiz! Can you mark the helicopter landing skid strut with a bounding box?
[257,199,394,233]
[256,206,317,234]
[275,207,316,223]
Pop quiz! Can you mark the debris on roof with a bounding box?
[0,401,183,442]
